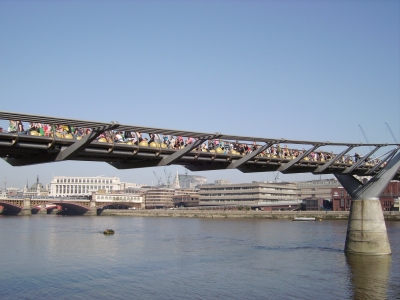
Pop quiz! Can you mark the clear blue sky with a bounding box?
[1,0,399,188]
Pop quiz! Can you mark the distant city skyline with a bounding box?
[1,171,336,191]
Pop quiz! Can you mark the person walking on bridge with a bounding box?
[276,144,282,158]
[8,120,17,133]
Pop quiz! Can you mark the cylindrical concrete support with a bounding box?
[345,199,391,255]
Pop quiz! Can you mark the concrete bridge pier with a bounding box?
[84,199,98,216]
[37,205,48,214]
[19,198,32,216]
[335,152,400,255]
[344,199,391,254]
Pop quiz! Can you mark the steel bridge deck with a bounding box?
[0,111,399,180]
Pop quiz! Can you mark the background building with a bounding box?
[93,191,144,209]
[301,198,328,211]
[332,181,400,211]
[172,194,200,207]
[178,174,207,188]
[144,188,176,209]
[23,176,48,197]
[296,179,341,200]
[394,198,399,211]
[214,179,231,185]
[49,176,133,197]
[199,180,299,210]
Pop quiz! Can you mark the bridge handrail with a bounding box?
[1,110,399,147]
[0,131,388,166]
[1,111,400,178]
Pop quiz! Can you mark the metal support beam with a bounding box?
[314,145,355,173]
[342,145,382,174]
[228,141,275,169]
[278,144,321,173]
[158,136,215,166]
[334,174,363,199]
[356,151,400,199]
[185,163,230,172]
[55,123,119,161]
[3,154,59,166]
[108,160,162,169]
[365,147,399,175]
[335,151,400,200]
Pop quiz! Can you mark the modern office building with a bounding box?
[172,188,200,207]
[144,188,176,209]
[296,179,341,200]
[175,188,199,195]
[93,191,144,209]
[172,194,200,207]
[199,181,299,209]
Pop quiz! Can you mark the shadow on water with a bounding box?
[346,253,391,300]
[0,208,20,215]
[56,208,87,216]
[253,245,343,253]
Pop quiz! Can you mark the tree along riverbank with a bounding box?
[98,209,400,220]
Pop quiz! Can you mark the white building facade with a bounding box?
[199,181,299,208]
[93,192,144,209]
[49,176,124,197]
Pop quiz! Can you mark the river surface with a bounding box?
[0,215,399,300]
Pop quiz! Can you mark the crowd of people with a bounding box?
[5,120,87,137]
[3,120,382,166]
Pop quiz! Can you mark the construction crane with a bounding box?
[274,172,280,183]
[164,168,172,187]
[153,171,163,186]
[385,122,399,144]
[358,125,374,153]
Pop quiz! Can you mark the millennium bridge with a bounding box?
[1,111,400,255]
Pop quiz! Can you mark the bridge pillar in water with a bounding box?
[344,199,391,254]
[335,152,400,255]
[37,205,48,214]
[19,198,32,216]
[84,199,97,216]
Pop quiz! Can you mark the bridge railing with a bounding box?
[1,111,399,177]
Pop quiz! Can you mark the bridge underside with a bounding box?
[0,202,23,215]
[1,133,398,179]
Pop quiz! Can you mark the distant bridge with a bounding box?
[0,196,139,215]
[1,111,400,254]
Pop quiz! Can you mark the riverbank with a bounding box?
[99,209,400,220]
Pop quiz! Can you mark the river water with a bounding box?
[0,215,399,300]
